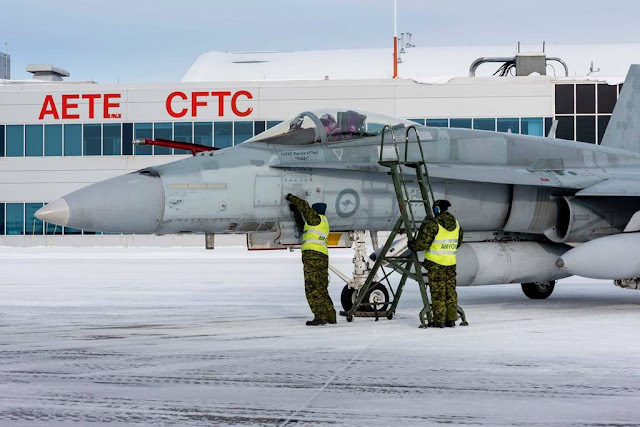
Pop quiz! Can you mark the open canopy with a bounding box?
[247,108,417,146]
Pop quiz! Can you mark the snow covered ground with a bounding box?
[1,247,640,426]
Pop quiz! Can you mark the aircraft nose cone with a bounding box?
[56,170,165,233]
[35,198,70,226]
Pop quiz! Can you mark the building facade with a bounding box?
[0,74,624,245]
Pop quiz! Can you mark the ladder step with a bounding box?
[407,199,431,203]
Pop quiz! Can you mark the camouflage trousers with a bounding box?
[302,251,336,322]
[425,262,458,323]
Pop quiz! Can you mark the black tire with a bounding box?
[341,285,356,311]
[521,281,556,299]
[361,283,390,312]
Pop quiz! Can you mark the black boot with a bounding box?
[306,318,328,326]
[433,322,445,328]
[327,310,337,324]
[445,320,456,328]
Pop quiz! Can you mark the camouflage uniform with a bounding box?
[413,212,464,323]
[287,194,336,323]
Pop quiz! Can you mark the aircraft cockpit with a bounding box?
[246,108,417,146]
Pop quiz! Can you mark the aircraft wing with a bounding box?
[575,179,640,196]
[270,162,605,189]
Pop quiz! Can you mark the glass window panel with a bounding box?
[521,118,544,136]
[254,120,266,136]
[153,122,173,155]
[6,125,24,157]
[103,123,121,155]
[473,118,495,131]
[449,118,472,129]
[122,123,133,155]
[597,115,611,144]
[83,124,101,156]
[425,119,448,127]
[576,116,596,144]
[25,125,43,157]
[6,203,24,235]
[64,124,82,156]
[0,203,4,235]
[267,120,282,129]
[214,121,233,148]
[46,218,63,235]
[576,84,596,114]
[234,121,253,144]
[409,118,425,125]
[194,122,212,147]
[597,84,617,114]
[25,203,44,235]
[134,123,152,155]
[497,118,519,134]
[45,124,62,156]
[555,84,574,114]
[545,117,554,137]
[556,116,575,140]
[64,226,82,235]
[174,122,193,155]
[0,125,4,157]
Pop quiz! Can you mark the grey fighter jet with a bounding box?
[37,65,640,304]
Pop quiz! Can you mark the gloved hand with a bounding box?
[286,193,295,202]
[289,203,297,212]
[407,241,416,252]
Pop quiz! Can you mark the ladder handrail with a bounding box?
[405,126,436,207]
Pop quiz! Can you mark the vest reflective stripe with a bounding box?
[301,215,329,255]
[425,221,460,266]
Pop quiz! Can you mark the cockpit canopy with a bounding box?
[246,108,418,146]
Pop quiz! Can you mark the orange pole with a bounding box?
[393,36,398,78]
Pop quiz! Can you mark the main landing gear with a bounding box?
[521,281,556,299]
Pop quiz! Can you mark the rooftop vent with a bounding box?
[26,64,70,82]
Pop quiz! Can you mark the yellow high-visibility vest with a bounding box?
[425,221,460,266]
[301,215,329,255]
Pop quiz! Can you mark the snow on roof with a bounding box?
[182,44,640,83]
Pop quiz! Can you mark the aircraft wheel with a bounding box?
[521,281,556,299]
[341,285,356,311]
[362,283,390,312]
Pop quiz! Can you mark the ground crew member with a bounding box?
[411,200,463,328]
[286,193,336,326]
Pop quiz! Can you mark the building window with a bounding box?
[597,84,617,114]
[409,118,425,125]
[555,84,574,115]
[497,118,519,134]
[215,121,233,148]
[521,118,544,136]
[0,203,4,235]
[234,121,253,145]
[425,119,448,127]
[576,84,596,114]
[174,122,193,155]
[103,123,121,155]
[6,203,24,235]
[45,124,62,156]
[154,122,173,155]
[576,116,596,144]
[254,121,266,136]
[46,217,63,235]
[122,123,133,155]
[544,117,554,137]
[25,125,43,157]
[449,118,472,129]
[64,124,82,156]
[473,118,496,131]
[194,122,212,147]
[134,123,152,155]
[267,121,282,129]
[6,125,24,157]
[556,116,575,140]
[64,226,82,235]
[83,124,102,156]
[597,116,611,143]
[25,203,44,235]
[0,125,4,157]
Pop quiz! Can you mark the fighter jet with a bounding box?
[37,65,640,306]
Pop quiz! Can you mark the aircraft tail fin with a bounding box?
[600,65,640,152]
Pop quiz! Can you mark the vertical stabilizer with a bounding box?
[601,65,640,152]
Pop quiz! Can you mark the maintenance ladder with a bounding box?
[339,125,468,328]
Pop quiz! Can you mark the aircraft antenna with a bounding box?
[393,0,398,78]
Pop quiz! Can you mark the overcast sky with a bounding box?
[3,0,638,83]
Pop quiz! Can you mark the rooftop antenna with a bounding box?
[517,41,521,53]
[393,0,398,78]
[543,40,546,53]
